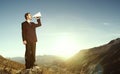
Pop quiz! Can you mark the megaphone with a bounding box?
[33,12,41,18]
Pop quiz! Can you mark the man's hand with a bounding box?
[35,17,40,19]
[23,40,27,45]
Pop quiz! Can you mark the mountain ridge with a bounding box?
[67,38,120,74]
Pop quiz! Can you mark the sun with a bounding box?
[51,34,80,59]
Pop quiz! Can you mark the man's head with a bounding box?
[24,12,32,20]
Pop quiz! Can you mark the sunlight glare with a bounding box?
[51,34,80,59]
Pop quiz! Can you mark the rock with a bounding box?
[17,66,43,74]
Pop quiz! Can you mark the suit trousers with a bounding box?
[25,42,36,69]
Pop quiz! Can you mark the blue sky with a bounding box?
[0,0,120,58]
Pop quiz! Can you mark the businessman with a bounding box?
[21,12,42,69]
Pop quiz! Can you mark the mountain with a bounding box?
[2,38,120,74]
[1,55,66,74]
[11,57,25,64]
[0,55,24,74]
[36,55,65,66]
[11,55,65,65]
[67,38,120,74]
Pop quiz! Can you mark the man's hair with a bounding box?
[24,12,30,19]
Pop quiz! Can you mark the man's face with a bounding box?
[27,13,32,20]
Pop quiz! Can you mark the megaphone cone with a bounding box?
[33,12,41,18]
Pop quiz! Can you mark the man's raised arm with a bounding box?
[35,18,42,27]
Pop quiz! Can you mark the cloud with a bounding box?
[103,22,110,26]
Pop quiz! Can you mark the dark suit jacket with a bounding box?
[21,19,41,43]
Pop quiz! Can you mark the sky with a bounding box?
[0,0,120,58]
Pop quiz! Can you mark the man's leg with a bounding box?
[31,42,36,67]
[25,43,33,69]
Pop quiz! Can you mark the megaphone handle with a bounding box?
[35,17,40,19]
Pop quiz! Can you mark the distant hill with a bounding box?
[11,57,25,64]
[36,55,65,66]
[11,55,65,66]
[67,38,120,74]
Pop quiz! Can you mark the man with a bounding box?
[21,12,42,69]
